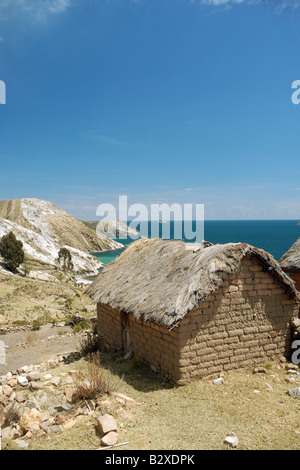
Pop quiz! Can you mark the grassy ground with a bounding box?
[0,272,95,327]
[6,352,300,451]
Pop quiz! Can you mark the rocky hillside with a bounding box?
[0,198,123,275]
[0,199,122,253]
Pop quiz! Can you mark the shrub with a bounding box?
[73,320,90,333]
[0,232,25,273]
[32,320,41,331]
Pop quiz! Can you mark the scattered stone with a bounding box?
[213,378,224,385]
[49,425,62,433]
[3,384,13,397]
[26,422,40,434]
[30,381,44,391]
[38,411,51,423]
[54,404,70,413]
[7,378,18,388]
[17,376,29,387]
[55,414,67,425]
[253,367,266,374]
[26,372,42,382]
[1,426,15,440]
[14,439,29,450]
[62,376,73,386]
[285,377,295,384]
[63,419,76,430]
[74,408,84,417]
[39,423,50,434]
[96,414,118,435]
[15,392,26,403]
[47,406,57,416]
[111,393,136,407]
[287,369,298,375]
[97,399,112,409]
[51,377,61,387]
[64,387,76,403]
[291,318,300,329]
[224,432,239,448]
[42,374,52,381]
[288,387,300,399]
[101,431,119,447]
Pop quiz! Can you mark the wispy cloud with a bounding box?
[87,130,128,147]
[199,0,300,12]
[0,0,72,22]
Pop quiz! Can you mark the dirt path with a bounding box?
[0,324,82,375]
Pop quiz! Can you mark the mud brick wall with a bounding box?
[97,302,181,381]
[176,255,299,385]
[128,317,181,382]
[97,303,123,350]
[290,272,300,294]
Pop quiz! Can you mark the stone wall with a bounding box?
[176,255,299,385]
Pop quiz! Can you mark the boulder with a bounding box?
[101,431,119,447]
[96,414,117,435]
[17,376,28,387]
[26,372,42,382]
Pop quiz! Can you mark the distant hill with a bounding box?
[0,198,123,275]
[0,198,122,253]
[82,219,140,239]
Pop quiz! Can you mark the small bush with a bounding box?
[65,298,73,310]
[72,353,120,402]
[73,320,90,333]
[78,331,99,356]
[3,402,21,428]
[32,320,41,331]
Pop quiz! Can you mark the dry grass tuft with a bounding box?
[72,353,120,402]
[78,331,99,356]
[3,402,21,428]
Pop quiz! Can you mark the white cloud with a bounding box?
[0,0,71,21]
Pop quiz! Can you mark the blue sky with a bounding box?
[0,0,300,220]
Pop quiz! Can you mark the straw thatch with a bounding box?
[279,238,300,273]
[88,238,298,328]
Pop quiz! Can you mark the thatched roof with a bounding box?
[279,238,300,273]
[88,238,298,328]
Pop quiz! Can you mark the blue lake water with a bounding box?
[94,220,300,266]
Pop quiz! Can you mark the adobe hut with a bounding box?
[88,238,299,385]
[279,238,300,292]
